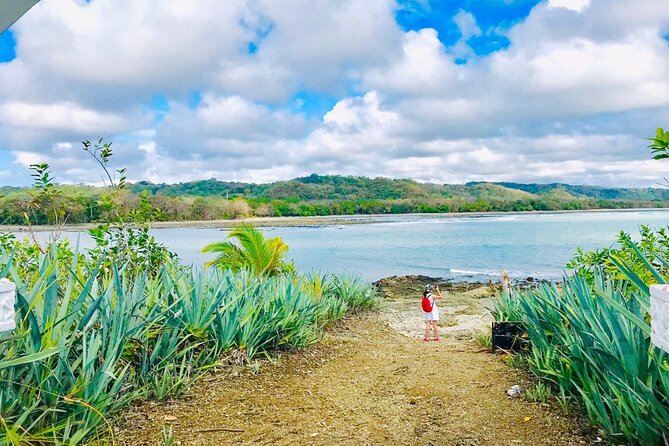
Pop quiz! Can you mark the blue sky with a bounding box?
[1,0,668,187]
[0,30,15,62]
[396,0,539,55]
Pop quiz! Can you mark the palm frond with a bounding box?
[201,227,291,278]
[201,241,246,269]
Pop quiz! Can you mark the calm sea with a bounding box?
[14,210,669,281]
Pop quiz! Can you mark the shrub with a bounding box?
[0,245,378,444]
[566,225,669,286]
[493,249,669,444]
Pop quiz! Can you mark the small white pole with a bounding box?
[650,285,669,353]
[0,278,16,333]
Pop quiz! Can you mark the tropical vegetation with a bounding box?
[493,247,669,444]
[201,226,295,277]
[0,239,378,445]
[2,175,669,226]
[0,139,380,444]
[566,225,669,285]
[493,129,669,445]
[649,127,669,161]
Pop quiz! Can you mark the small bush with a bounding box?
[475,332,492,349]
[0,245,379,444]
[493,242,669,445]
[525,382,552,403]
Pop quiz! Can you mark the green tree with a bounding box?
[649,127,669,160]
[81,139,176,277]
[201,226,294,277]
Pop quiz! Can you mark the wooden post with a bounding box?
[500,270,511,295]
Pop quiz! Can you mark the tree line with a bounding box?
[2,162,669,226]
[1,186,666,226]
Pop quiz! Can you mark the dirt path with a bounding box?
[116,280,592,446]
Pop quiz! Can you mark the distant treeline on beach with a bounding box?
[2,174,668,225]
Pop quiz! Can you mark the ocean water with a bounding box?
[15,210,669,281]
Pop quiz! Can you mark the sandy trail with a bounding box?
[115,281,592,446]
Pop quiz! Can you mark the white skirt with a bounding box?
[424,306,439,321]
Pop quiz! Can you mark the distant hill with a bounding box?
[538,187,579,201]
[2,174,667,225]
[484,181,669,201]
[131,174,669,202]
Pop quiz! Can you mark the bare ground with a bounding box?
[113,278,595,446]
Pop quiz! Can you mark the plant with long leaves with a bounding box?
[494,239,669,445]
[0,241,378,444]
[201,226,295,277]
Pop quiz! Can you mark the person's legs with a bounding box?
[432,321,439,340]
[424,321,431,340]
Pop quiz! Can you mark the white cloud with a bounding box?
[548,0,590,13]
[491,30,669,114]
[451,10,482,58]
[1,0,669,188]
[157,94,308,161]
[363,29,462,96]
[2,0,253,104]
[0,102,134,133]
[251,0,403,93]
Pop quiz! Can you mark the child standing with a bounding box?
[422,284,443,342]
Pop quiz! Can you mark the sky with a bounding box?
[1,0,669,187]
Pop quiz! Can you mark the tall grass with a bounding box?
[493,248,669,445]
[0,246,379,445]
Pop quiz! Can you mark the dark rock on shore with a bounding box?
[373,275,494,301]
[373,274,551,301]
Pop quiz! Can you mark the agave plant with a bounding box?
[201,226,295,277]
[0,241,378,444]
[494,240,669,445]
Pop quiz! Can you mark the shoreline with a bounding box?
[1,207,666,233]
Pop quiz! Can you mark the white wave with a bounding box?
[446,215,522,224]
[449,268,560,279]
[485,216,519,222]
[449,268,500,276]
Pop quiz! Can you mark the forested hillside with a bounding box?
[131,175,669,202]
[2,174,668,225]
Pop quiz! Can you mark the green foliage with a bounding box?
[81,139,175,277]
[3,174,669,227]
[162,425,174,446]
[493,250,669,445]
[132,175,669,202]
[499,129,669,443]
[0,138,379,444]
[566,225,669,286]
[649,127,669,161]
[82,139,126,189]
[201,226,295,277]
[0,139,176,278]
[87,223,176,278]
[0,244,379,444]
[25,163,71,231]
[501,352,529,369]
[525,381,553,403]
[475,332,492,349]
